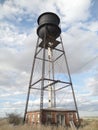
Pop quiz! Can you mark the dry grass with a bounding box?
[0,118,98,130]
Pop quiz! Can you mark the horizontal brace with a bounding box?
[44,78,71,85]
[30,78,56,87]
[31,87,48,91]
[44,80,59,89]
[35,48,42,56]
[54,53,64,62]
[54,48,64,52]
[44,78,58,82]
[58,80,71,85]
[56,84,70,91]
[36,57,52,62]
[30,79,41,87]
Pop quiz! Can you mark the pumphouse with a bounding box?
[24,12,80,128]
[26,109,77,126]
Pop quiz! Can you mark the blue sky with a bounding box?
[0,0,98,117]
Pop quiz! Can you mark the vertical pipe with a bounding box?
[60,36,80,126]
[48,47,52,108]
[51,50,56,107]
[40,29,46,123]
[23,37,39,123]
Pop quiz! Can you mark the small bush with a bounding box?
[6,113,22,126]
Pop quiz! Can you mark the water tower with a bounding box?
[24,12,80,127]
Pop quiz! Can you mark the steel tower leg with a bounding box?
[23,38,39,123]
[60,36,80,126]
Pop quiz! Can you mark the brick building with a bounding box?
[26,108,78,126]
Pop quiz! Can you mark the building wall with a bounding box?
[26,111,40,125]
[26,110,77,126]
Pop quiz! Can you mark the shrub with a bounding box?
[6,113,22,126]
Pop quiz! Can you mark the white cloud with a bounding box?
[86,21,98,32]
[0,0,92,24]
[0,1,19,19]
[56,0,91,23]
[0,22,27,46]
[62,24,98,73]
[86,76,98,96]
[0,0,98,117]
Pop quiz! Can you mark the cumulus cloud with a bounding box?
[86,76,98,96]
[0,0,98,117]
[0,0,92,23]
[55,0,91,23]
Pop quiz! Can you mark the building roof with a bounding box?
[27,108,76,113]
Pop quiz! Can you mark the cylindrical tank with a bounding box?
[37,12,61,40]
[38,12,60,26]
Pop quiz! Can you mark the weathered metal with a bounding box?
[37,12,61,42]
[37,12,60,25]
[23,12,80,128]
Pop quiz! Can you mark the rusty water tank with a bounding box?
[37,12,61,40]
